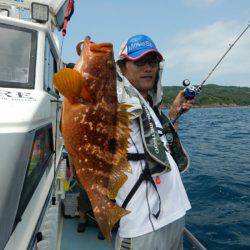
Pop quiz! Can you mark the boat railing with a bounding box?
[183,227,207,250]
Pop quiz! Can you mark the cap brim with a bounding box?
[120,49,163,61]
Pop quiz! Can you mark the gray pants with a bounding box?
[115,216,185,250]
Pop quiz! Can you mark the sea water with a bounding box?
[176,107,250,250]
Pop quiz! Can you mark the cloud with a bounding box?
[184,0,221,7]
[164,21,250,86]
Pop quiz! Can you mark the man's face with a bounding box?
[121,53,160,96]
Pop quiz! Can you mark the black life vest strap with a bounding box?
[127,153,146,161]
[121,172,144,209]
[121,164,161,219]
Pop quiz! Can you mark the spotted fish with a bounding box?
[53,37,132,240]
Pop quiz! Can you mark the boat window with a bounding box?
[44,37,58,95]
[0,23,37,89]
[13,124,54,228]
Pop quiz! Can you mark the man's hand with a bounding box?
[168,90,194,122]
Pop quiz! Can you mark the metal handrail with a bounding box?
[183,228,207,250]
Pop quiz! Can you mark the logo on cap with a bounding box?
[127,36,155,53]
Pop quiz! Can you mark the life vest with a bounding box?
[139,101,171,176]
[121,98,189,218]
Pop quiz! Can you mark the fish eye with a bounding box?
[107,60,115,70]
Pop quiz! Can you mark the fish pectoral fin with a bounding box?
[53,68,91,101]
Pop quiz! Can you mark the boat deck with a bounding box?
[60,217,114,250]
[60,217,206,250]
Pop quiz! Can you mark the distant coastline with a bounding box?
[162,104,250,109]
[193,104,250,108]
[162,84,250,108]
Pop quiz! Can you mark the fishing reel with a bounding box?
[182,79,202,100]
[171,79,202,124]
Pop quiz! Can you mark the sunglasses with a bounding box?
[133,56,160,67]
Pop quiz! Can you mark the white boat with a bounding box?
[0,1,68,249]
[0,1,207,249]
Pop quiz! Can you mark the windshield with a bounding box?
[0,24,37,88]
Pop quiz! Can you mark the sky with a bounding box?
[61,0,250,87]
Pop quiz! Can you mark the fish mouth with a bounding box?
[90,43,113,56]
[77,36,113,56]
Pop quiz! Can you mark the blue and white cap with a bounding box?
[118,34,163,61]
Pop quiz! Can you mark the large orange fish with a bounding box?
[53,37,132,240]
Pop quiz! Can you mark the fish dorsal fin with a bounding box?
[108,103,133,199]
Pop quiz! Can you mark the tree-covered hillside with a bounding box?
[162,84,250,107]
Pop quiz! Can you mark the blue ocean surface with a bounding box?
[175,107,250,250]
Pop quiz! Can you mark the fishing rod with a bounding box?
[172,22,250,125]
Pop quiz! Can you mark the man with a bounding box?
[115,34,193,250]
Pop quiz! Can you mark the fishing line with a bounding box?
[200,23,250,87]
[172,23,250,125]
[59,37,65,70]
